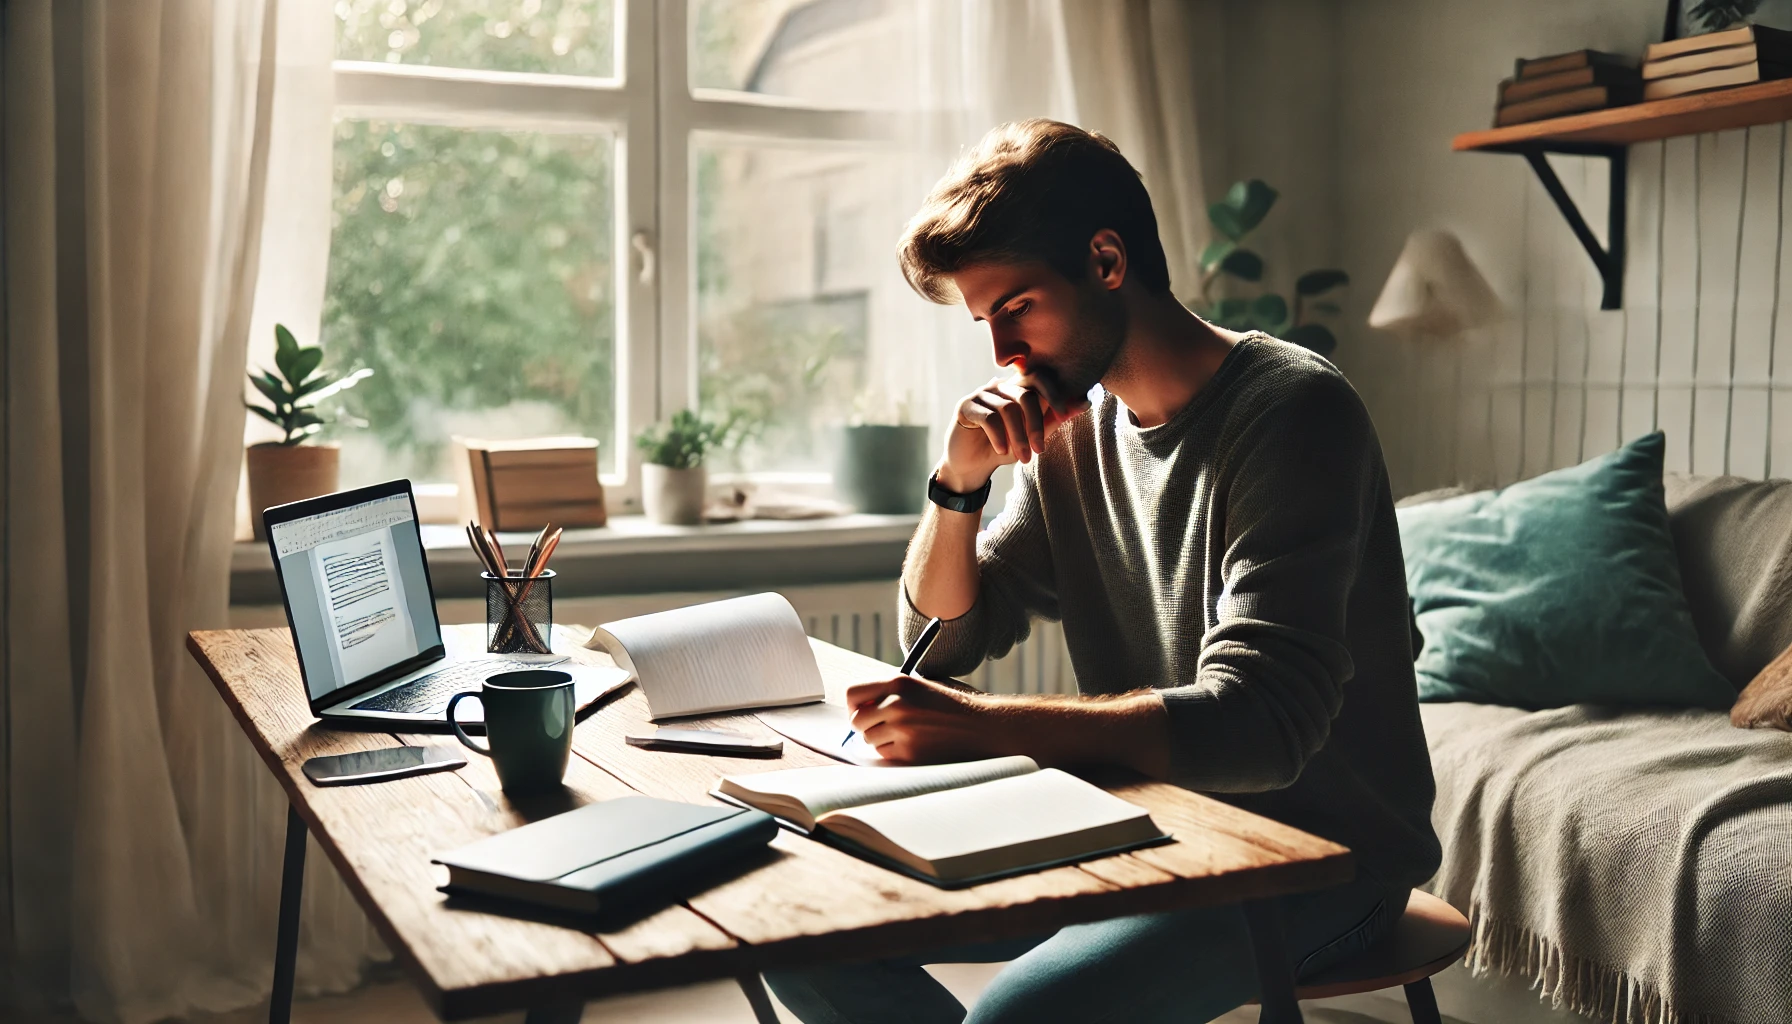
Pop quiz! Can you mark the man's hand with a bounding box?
[938,377,1091,492]
[846,673,1175,777]
[846,675,1005,764]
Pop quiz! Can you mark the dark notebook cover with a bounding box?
[434,796,777,915]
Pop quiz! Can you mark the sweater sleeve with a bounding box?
[898,461,1059,680]
[1157,375,1377,793]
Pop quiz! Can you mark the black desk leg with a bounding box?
[271,804,308,1024]
[737,973,781,1024]
[1242,898,1305,1024]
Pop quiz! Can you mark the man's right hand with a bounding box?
[937,376,1091,492]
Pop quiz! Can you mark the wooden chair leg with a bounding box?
[1403,977,1442,1024]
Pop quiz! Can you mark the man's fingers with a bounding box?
[845,676,905,711]
[964,394,1013,456]
[983,392,1032,463]
[1015,388,1046,453]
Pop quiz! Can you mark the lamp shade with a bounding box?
[1368,229,1504,336]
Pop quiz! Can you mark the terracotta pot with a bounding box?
[247,442,341,538]
[641,463,706,525]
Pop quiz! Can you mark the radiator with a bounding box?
[230,580,1079,696]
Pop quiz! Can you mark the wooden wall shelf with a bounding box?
[1453,78,1792,310]
[1454,77,1792,153]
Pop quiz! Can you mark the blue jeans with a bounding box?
[763,879,1405,1024]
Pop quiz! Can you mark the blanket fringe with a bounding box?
[1464,903,1731,1024]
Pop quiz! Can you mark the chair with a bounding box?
[1251,889,1471,1024]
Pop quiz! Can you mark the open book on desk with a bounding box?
[712,756,1168,888]
[584,592,824,720]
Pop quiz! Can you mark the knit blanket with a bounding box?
[1419,702,1792,1024]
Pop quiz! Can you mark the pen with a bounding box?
[844,617,944,747]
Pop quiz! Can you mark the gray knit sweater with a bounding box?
[902,335,1442,889]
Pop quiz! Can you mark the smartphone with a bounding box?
[302,746,468,786]
[625,728,783,757]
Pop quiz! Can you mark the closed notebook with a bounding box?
[585,592,825,719]
[433,796,777,915]
[713,756,1167,888]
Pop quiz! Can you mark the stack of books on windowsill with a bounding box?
[1642,25,1792,100]
[1494,50,1641,127]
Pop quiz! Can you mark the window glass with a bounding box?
[697,139,916,474]
[323,121,618,485]
[690,0,910,107]
[335,0,616,78]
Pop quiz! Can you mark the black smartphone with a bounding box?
[625,728,783,757]
[302,746,468,786]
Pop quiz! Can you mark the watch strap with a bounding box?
[927,473,993,514]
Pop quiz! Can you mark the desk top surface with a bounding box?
[188,625,1351,1020]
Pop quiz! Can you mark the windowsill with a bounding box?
[230,512,919,606]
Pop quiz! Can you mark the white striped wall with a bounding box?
[1331,2,1792,496]
[1371,127,1792,495]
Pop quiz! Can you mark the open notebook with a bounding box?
[712,756,1168,887]
[585,593,824,719]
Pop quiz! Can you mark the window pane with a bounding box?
[324,121,617,486]
[690,0,910,106]
[698,140,915,474]
[335,0,615,78]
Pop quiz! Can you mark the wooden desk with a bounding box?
[189,625,1352,1024]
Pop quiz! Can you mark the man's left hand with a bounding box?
[845,674,1005,764]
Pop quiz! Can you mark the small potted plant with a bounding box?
[635,409,738,525]
[245,324,372,538]
[1189,178,1349,355]
[837,392,930,515]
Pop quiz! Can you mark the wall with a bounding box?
[1325,1,1792,495]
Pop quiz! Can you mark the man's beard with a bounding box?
[1028,284,1127,411]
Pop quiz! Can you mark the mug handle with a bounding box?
[445,692,491,756]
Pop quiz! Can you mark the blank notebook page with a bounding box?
[820,768,1160,865]
[587,592,824,719]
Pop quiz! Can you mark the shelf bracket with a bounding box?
[1519,145,1627,309]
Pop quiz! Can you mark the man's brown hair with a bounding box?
[897,119,1171,305]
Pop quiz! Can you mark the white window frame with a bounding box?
[331,0,893,515]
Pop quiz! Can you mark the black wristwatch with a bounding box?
[927,472,993,514]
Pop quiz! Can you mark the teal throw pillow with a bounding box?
[1397,432,1734,710]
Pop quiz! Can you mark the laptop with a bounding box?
[263,479,629,728]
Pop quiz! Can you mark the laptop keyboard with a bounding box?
[348,659,554,715]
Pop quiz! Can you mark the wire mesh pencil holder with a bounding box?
[484,570,555,654]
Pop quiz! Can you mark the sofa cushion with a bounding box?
[1397,432,1734,710]
[1663,472,1792,688]
[1733,644,1792,730]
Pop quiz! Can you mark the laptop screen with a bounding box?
[268,488,443,703]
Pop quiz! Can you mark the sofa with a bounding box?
[1406,472,1792,1024]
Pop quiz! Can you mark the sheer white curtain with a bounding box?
[2,2,383,1021]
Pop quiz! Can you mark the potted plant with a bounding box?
[635,409,739,525]
[245,324,372,538]
[1189,179,1349,355]
[837,392,930,515]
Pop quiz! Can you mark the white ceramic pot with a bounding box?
[642,463,707,525]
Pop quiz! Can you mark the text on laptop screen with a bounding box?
[270,494,442,702]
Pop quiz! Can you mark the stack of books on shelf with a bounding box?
[1494,50,1640,127]
[1642,25,1792,100]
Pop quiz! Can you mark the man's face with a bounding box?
[951,259,1127,412]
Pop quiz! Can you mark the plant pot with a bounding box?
[836,424,931,514]
[642,463,707,525]
[247,442,341,539]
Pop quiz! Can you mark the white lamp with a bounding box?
[1368,230,1504,336]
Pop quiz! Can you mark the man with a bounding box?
[765,120,1440,1023]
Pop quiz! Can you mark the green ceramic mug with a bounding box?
[446,669,575,794]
